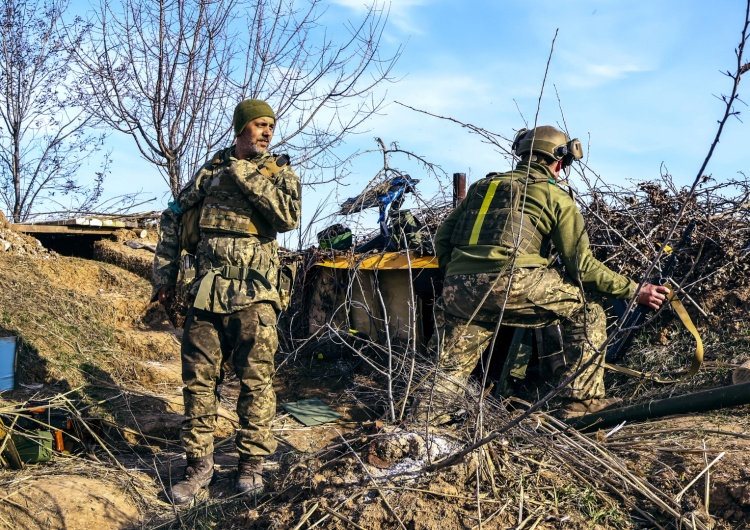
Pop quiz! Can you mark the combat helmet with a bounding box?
[512,125,583,168]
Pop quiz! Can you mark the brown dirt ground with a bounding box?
[92,228,158,282]
[0,476,141,530]
[0,230,749,529]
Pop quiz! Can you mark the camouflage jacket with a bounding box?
[435,161,635,299]
[152,148,301,313]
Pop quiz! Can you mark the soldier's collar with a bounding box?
[514,160,557,184]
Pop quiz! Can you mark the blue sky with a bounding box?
[96,0,748,244]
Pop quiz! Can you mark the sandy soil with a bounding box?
[0,225,749,529]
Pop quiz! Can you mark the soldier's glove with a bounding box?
[258,154,290,179]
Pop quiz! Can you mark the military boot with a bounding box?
[558,397,622,420]
[236,456,264,495]
[170,454,214,505]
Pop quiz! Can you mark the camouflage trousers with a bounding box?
[431,267,607,405]
[181,302,279,459]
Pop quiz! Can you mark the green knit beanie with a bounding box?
[233,99,276,137]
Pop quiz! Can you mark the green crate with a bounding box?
[11,431,53,463]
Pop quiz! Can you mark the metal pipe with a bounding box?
[567,381,750,431]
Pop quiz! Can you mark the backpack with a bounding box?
[317,223,353,251]
[180,204,203,255]
[176,149,229,255]
[387,209,423,251]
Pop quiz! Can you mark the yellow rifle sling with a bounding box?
[604,282,704,384]
[258,155,287,179]
[258,165,274,179]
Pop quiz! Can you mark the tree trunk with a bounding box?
[167,158,180,198]
[13,129,21,223]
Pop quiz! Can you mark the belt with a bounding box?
[193,265,273,311]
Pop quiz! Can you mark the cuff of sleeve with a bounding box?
[625,279,638,300]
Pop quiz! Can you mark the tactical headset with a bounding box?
[512,126,583,171]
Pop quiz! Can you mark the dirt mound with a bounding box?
[702,285,750,321]
[0,244,186,528]
[0,211,52,258]
[0,245,185,386]
[93,229,157,282]
[0,475,141,529]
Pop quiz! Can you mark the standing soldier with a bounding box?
[427,125,668,422]
[153,99,301,504]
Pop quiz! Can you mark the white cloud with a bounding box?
[582,62,647,81]
[329,0,432,35]
[559,58,651,89]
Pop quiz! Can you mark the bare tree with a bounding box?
[0,0,107,222]
[78,0,399,197]
[239,0,400,185]
[78,0,239,196]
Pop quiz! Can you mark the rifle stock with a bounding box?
[606,299,645,361]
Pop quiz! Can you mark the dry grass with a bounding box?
[1,168,749,528]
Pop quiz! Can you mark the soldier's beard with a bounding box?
[247,138,269,155]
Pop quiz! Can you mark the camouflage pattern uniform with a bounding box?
[153,148,300,459]
[434,268,607,402]
[430,160,635,408]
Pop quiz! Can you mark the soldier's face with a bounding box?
[238,117,275,156]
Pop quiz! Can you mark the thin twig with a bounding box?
[335,428,407,530]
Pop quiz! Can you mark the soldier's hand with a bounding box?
[157,286,175,306]
[637,283,670,311]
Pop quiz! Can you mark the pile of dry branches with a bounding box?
[581,171,750,302]
[273,166,750,528]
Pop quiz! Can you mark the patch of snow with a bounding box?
[368,428,463,479]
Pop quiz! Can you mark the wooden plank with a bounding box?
[30,219,134,227]
[11,224,130,235]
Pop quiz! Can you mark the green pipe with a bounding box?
[567,381,750,431]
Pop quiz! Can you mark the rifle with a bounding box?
[606,219,697,362]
